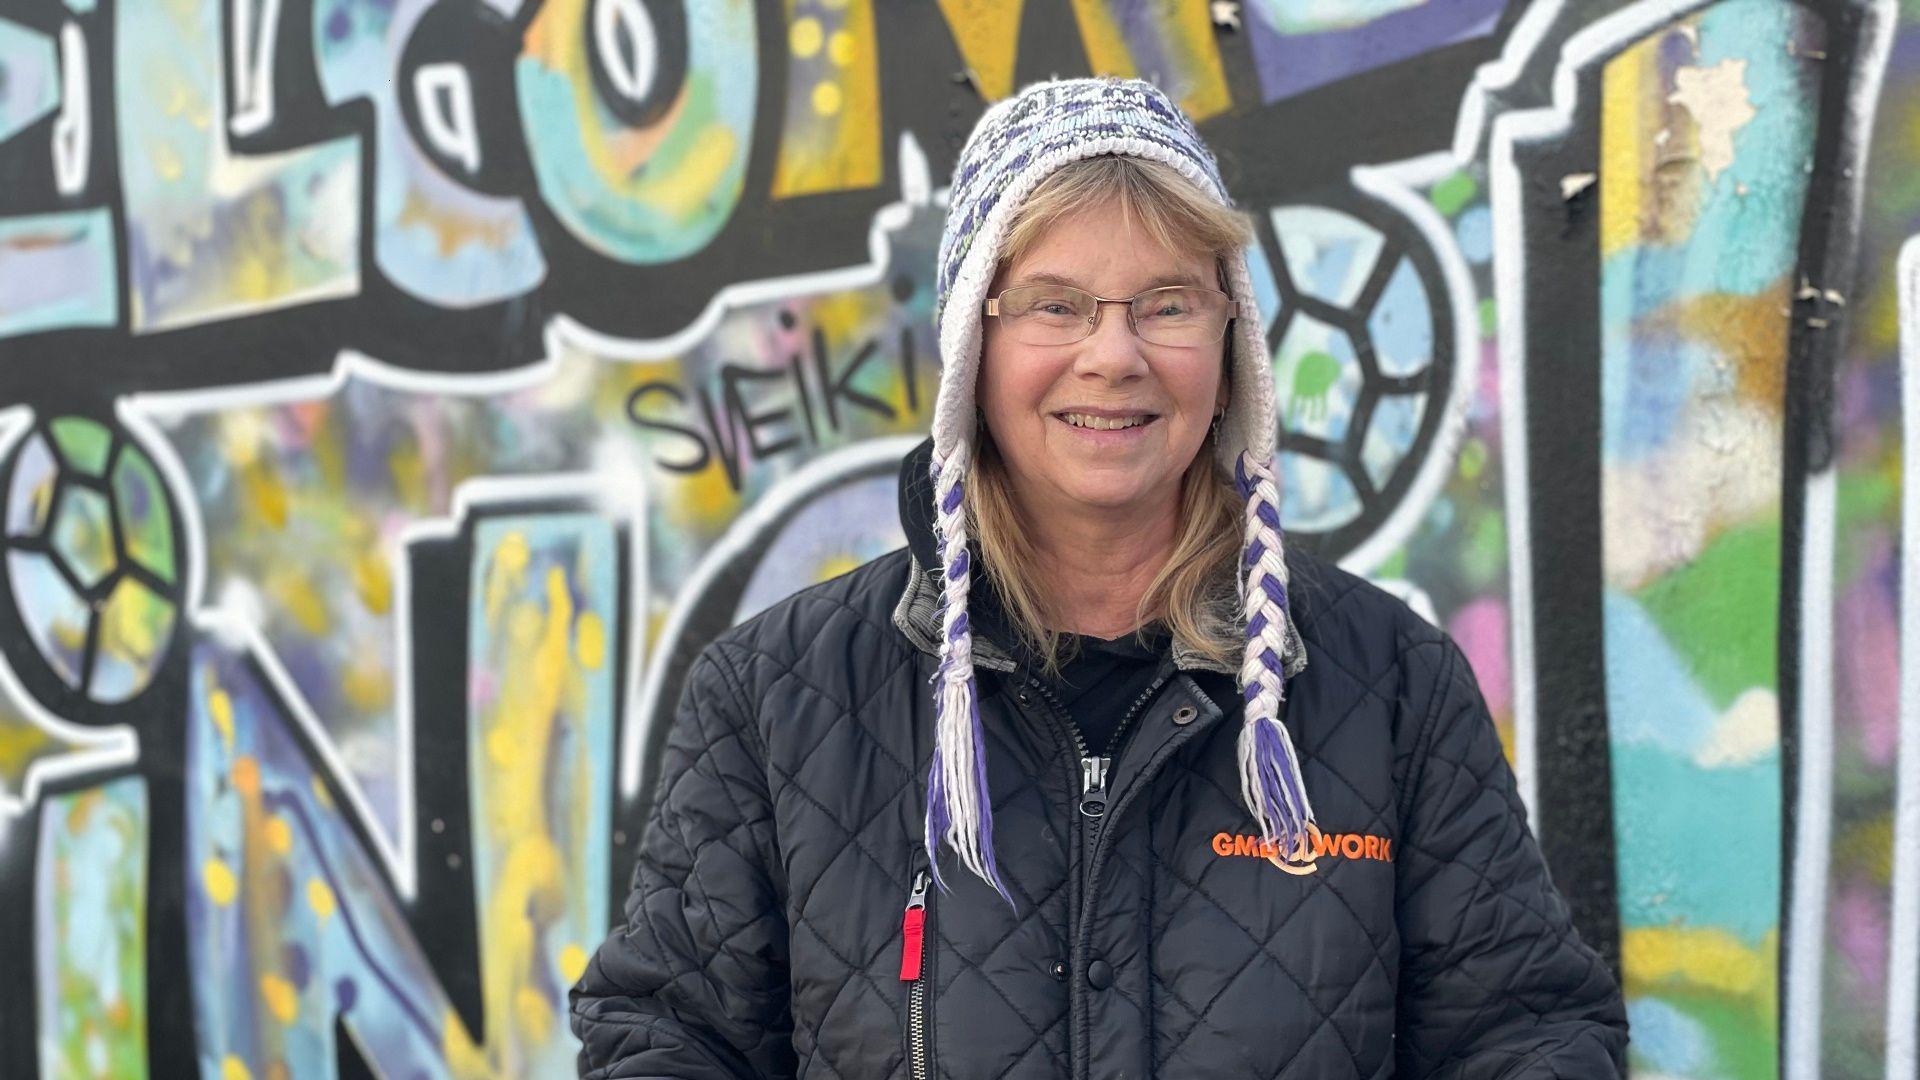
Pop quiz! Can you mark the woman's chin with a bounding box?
[1049,475,1175,515]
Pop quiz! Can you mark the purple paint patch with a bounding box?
[1243,0,1503,103]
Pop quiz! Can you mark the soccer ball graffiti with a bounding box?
[2,416,182,704]
[1254,203,1450,555]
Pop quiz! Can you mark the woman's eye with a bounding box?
[1037,303,1076,316]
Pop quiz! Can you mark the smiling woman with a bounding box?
[573,77,1627,1080]
[970,154,1251,670]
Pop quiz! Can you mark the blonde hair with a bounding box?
[966,155,1254,673]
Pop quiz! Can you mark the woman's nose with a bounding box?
[1076,302,1149,380]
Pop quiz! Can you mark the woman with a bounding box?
[574,77,1627,1079]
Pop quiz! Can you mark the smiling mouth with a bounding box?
[1057,412,1156,430]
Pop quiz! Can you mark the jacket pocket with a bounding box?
[899,850,933,1080]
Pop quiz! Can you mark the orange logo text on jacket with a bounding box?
[1209,824,1392,876]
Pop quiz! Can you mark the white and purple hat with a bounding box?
[925,77,1313,899]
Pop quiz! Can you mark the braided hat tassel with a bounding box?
[924,444,1013,902]
[1235,453,1317,856]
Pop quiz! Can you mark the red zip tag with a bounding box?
[899,908,926,981]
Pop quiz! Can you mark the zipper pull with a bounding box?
[1079,755,1110,818]
[899,870,929,981]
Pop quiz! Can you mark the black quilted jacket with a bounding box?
[574,470,1628,1078]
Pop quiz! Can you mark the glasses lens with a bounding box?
[997,285,1093,345]
[1131,287,1230,347]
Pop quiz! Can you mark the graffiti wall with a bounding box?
[0,0,1914,1076]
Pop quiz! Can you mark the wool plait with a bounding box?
[926,77,1313,901]
[1235,453,1316,854]
[923,442,1013,902]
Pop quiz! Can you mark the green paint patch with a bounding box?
[1375,548,1408,579]
[1836,466,1896,528]
[1462,509,1506,592]
[1477,297,1497,337]
[1458,438,1488,482]
[49,417,111,477]
[1633,523,1779,711]
[112,449,177,586]
[1629,988,1776,1080]
[1430,172,1478,217]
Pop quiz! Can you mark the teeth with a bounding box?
[1061,413,1148,430]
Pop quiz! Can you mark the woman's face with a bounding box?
[978,198,1229,520]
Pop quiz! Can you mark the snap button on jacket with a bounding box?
[572,548,1628,1078]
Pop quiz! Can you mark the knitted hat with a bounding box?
[925,77,1313,900]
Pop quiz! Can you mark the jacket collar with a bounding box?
[892,438,1305,680]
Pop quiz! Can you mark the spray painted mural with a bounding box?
[0,0,1914,1076]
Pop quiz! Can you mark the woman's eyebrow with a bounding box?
[1012,270,1209,290]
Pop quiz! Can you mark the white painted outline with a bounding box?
[1786,2,1896,1074]
[52,21,88,196]
[1345,154,1481,582]
[1790,465,1835,1080]
[1890,234,1920,1080]
[1479,0,1722,817]
[415,63,481,177]
[228,0,282,138]
[594,0,658,105]
[0,406,140,823]
[621,433,922,799]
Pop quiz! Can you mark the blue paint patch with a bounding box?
[1612,742,1780,941]
[1602,589,1719,757]
[1454,205,1493,265]
[1626,997,1713,1075]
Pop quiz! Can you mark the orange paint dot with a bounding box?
[231,756,261,796]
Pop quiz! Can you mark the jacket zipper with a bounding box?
[900,868,931,1080]
[1026,668,1173,889]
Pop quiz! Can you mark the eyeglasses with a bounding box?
[983,284,1238,348]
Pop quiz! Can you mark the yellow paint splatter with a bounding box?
[259,974,299,1024]
[354,547,392,616]
[934,0,1023,100]
[208,688,235,748]
[487,724,518,767]
[1622,925,1776,1003]
[576,610,606,670]
[1066,0,1137,82]
[307,877,337,922]
[310,775,334,810]
[152,141,184,183]
[1599,36,1653,258]
[271,569,332,635]
[486,531,532,621]
[265,815,294,855]
[221,1056,252,1080]
[559,943,590,984]
[790,16,822,57]
[203,858,238,906]
[828,30,856,67]
[812,80,843,116]
[441,1007,488,1079]
[238,455,292,533]
[514,985,554,1043]
[646,127,739,221]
